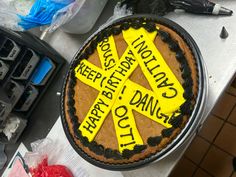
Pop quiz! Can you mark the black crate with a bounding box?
[0,27,65,143]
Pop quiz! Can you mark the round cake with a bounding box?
[61,16,204,170]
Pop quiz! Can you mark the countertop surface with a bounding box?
[3,0,236,176]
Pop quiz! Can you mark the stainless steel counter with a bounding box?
[43,0,236,176]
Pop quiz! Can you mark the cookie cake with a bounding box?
[61,15,206,170]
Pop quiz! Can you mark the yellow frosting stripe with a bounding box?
[97,35,119,71]
[75,60,173,127]
[79,49,138,141]
[74,30,157,92]
[122,80,174,128]
[147,29,158,41]
[112,99,143,153]
[74,59,106,91]
[123,28,185,113]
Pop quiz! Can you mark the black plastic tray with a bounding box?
[0,27,65,143]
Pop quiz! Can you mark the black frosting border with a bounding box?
[60,15,204,170]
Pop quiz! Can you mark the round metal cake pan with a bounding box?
[60,14,209,171]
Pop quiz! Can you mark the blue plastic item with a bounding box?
[18,0,74,30]
[31,57,54,85]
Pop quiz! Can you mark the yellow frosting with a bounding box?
[78,47,137,142]
[121,80,175,128]
[75,61,176,128]
[112,96,143,152]
[97,35,119,72]
[123,28,185,114]
[74,27,185,152]
[75,59,106,89]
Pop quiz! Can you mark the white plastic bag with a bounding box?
[98,2,133,31]
[0,1,23,31]
[48,0,81,33]
[24,138,53,168]
[24,138,77,177]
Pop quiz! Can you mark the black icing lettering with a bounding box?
[131,35,143,46]
[115,66,127,76]
[99,37,116,70]
[91,109,101,118]
[94,103,104,114]
[93,72,102,82]
[103,49,112,59]
[153,71,178,99]
[98,37,109,47]
[141,50,152,59]
[104,58,115,68]
[144,55,157,67]
[101,43,110,51]
[145,96,159,116]
[104,85,115,93]
[129,90,142,106]
[111,51,135,78]
[120,128,135,140]
[118,116,130,129]
[134,40,148,54]
[107,65,115,71]
[93,98,109,114]
[82,65,91,77]
[157,78,174,88]
[136,94,148,111]
[86,98,108,130]
[121,85,126,94]
[162,113,171,123]
[97,98,109,107]
[130,31,180,101]
[144,56,160,75]
[125,55,135,65]
[102,90,112,99]
[76,62,85,74]
[120,61,131,69]
[148,64,160,75]
[128,50,134,56]
[107,78,119,89]
[125,56,135,65]
[154,72,166,82]
[87,69,96,81]
[162,87,178,98]
[110,72,122,82]
[131,90,160,118]
[114,105,137,148]
[100,76,106,88]
[115,105,128,118]
[83,121,95,134]
[120,141,135,148]
[155,107,162,119]
[155,108,170,123]
[89,116,99,125]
